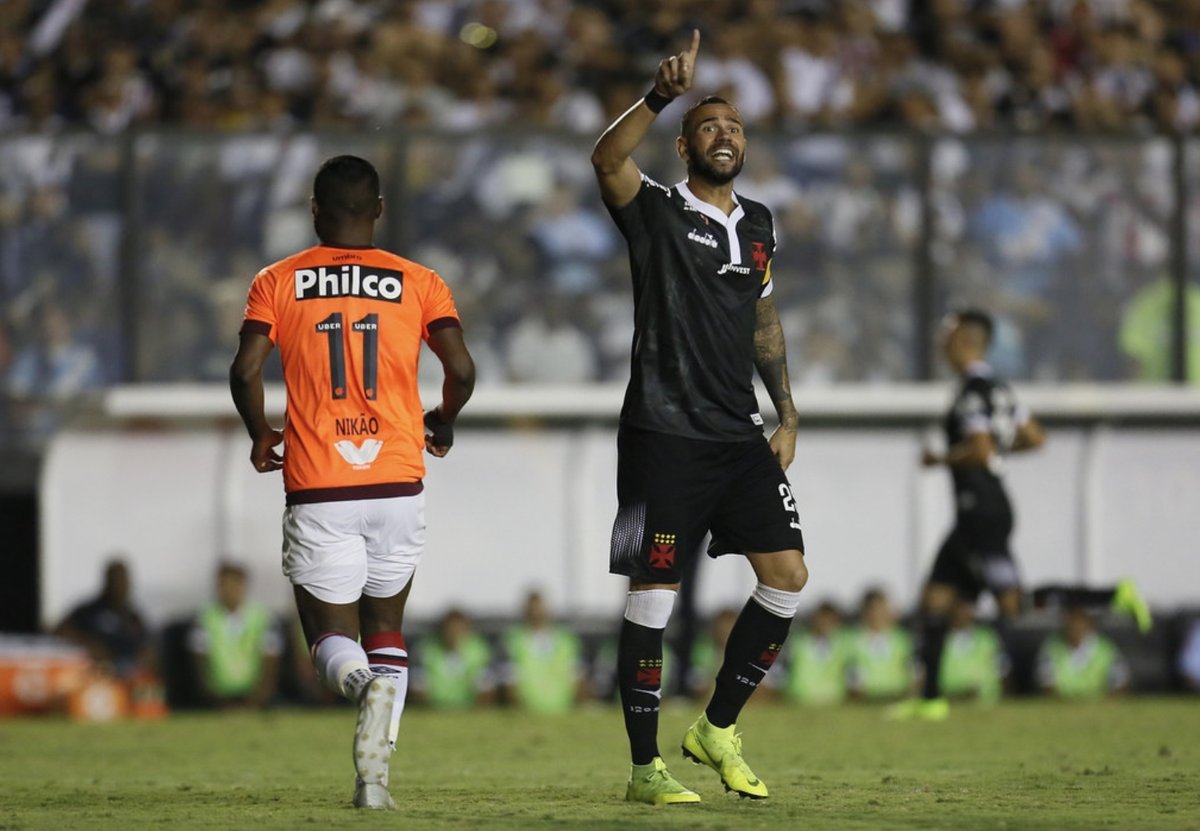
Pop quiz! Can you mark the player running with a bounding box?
[230,155,474,809]
[897,308,1149,720]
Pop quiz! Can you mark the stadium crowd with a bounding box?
[1,2,1198,448]
[3,0,1200,136]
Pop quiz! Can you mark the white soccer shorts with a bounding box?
[281,494,426,605]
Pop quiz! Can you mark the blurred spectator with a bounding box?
[6,0,1200,136]
[846,587,916,701]
[187,562,283,710]
[683,607,740,701]
[505,296,600,383]
[937,598,1007,705]
[1178,618,1200,692]
[779,599,852,707]
[500,590,588,713]
[1037,606,1131,699]
[54,558,154,681]
[411,608,497,709]
[1118,273,1200,382]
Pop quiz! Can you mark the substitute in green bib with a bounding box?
[938,598,1007,704]
[781,600,852,706]
[188,562,283,708]
[411,608,496,709]
[1037,606,1129,699]
[846,588,916,701]
[501,590,588,714]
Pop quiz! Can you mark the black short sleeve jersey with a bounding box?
[605,175,776,441]
[944,363,1029,515]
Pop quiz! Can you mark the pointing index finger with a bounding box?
[686,28,700,61]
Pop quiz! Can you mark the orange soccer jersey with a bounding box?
[241,244,461,503]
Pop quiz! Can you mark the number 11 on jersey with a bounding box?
[315,312,379,400]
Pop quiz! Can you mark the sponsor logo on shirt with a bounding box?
[334,438,383,468]
[687,229,719,249]
[295,265,404,302]
[717,262,751,276]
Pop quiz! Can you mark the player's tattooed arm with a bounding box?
[754,296,799,431]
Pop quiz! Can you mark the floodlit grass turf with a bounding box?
[0,699,1197,831]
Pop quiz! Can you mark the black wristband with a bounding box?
[644,88,674,114]
[424,408,454,448]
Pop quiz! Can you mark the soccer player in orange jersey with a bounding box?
[230,155,475,810]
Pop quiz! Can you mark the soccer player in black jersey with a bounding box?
[591,30,808,805]
[895,309,1150,721]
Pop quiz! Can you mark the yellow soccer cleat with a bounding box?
[1111,579,1152,634]
[625,757,702,806]
[886,697,950,722]
[681,714,769,799]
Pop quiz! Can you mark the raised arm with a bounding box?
[754,295,799,469]
[590,29,700,209]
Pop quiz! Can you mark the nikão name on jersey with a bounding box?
[294,265,404,302]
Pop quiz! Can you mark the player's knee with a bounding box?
[769,554,808,594]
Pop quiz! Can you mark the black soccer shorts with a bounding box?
[928,510,1020,602]
[608,426,806,583]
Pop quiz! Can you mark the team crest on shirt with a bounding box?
[649,532,677,570]
[751,241,768,271]
[334,438,383,469]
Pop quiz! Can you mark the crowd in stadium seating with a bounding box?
[2,1,1198,450]
[3,0,1200,135]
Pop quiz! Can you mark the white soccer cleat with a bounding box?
[353,675,398,805]
[353,780,396,810]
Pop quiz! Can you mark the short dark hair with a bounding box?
[313,155,380,221]
[954,307,994,345]
[680,95,736,136]
[217,561,246,579]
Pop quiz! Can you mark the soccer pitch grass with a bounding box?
[1,699,1197,831]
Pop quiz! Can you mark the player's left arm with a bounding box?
[754,294,799,470]
[1011,414,1045,453]
[229,331,284,472]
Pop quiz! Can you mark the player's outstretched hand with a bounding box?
[424,408,455,457]
[654,29,700,99]
[251,429,284,472]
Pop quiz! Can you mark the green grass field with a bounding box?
[1,699,1197,831]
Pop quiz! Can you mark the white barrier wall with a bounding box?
[39,385,1200,628]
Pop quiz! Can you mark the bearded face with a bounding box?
[686,135,745,184]
[680,104,746,185]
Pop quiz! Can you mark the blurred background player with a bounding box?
[187,561,282,710]
[411,608,496,710]
[780,600,851,707]
[229,155,475,809]
[500,589,588,714]
[847,588,916,702]
[1037,605,1130,699]
[593,30,809,806]
[901,308,1148,720]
